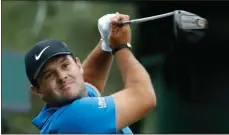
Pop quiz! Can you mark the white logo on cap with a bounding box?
[35,46,50,60]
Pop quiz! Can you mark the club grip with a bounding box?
[117,21,124,26]
[117,20,131,27]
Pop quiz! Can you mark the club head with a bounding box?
[173,10,208,43]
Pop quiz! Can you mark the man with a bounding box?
[25,13,156,134]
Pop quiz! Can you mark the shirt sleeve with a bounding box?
[55,96,116,134]
[85,82,101,97]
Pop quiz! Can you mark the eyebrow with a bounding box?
[59,56,68,64]
[41,56,69,76]
[41,69,52,77]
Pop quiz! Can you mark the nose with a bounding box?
[57,70,67,83]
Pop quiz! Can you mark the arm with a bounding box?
[109,13,157,130]
[56,13,156,133]
[112,48,156,130]
[82,39,113,94]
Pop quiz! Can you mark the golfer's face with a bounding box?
[38,55,85,105]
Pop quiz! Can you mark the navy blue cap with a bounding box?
[25,39,72,86]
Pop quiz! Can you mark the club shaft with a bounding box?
[121,11,174,24]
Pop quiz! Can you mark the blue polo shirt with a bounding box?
[32,83,133,134]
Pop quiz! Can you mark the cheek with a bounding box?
[68,68,85,90]
[70,66,83,80]
[40,79,57,93]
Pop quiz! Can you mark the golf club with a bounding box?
[118,10,208,43]
[173,10,208,43]
[118,11,174,25]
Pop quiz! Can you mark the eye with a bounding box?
[62,63,69,69]
[44,73,52,79]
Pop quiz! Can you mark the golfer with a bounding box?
[25,13,156,134]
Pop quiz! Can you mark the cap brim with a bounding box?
[33,52,72,81]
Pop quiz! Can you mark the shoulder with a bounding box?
[52,96,116,133]
[84,82,101,97]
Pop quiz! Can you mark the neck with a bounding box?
[46,87,88,107]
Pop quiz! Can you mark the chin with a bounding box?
[64,90,84,100]
[60,87,87,101]
[70,86,87,97]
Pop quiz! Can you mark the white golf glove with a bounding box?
[98,14,117,52]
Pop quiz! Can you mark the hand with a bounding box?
[109,12,131,49]
[98,14,117,52]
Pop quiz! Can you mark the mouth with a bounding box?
[59,82,73,90]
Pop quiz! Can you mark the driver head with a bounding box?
[173,10,208,43]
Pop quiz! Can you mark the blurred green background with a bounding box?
[3,1,229,134]
[2,1,156,133]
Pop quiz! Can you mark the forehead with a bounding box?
[41,55,73,71]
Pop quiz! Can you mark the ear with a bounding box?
[30,85,43,98]
[75,57,84,74]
